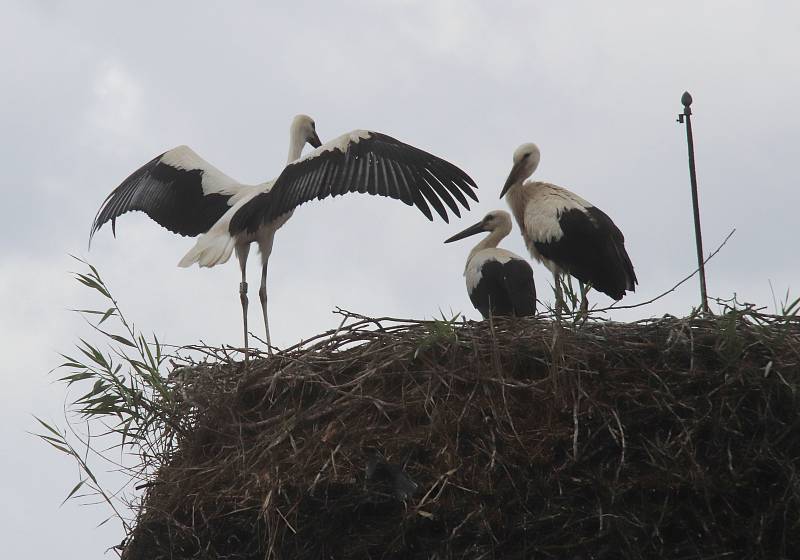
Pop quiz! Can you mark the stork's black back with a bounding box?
[470,259,537,319]
[536,207,637,300]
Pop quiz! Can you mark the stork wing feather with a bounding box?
[534,207,637,299]
[229,131,478,235]
[90,145,242,242]
[503,259,538,317]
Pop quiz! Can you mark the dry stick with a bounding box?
[611,408,626,486]
[328,312,352,344]
[333,307,423,327]
[450,507,482,539]
[272,308,461,356]
[572,394,580,461]
[277,313,413,355]
[596,228,736,313]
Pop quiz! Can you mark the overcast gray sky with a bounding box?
[2,1,798,557]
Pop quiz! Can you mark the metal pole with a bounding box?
[677,91,710,313]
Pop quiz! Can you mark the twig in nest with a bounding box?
[596,228,736,312]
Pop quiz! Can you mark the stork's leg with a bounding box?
[551,271,564,350]
[553,272,563,322]
[235,244,251,363]
[256,231,278,356]
[578,281,589,323]
[258,257,273,355]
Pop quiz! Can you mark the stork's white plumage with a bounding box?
[445,210,536,319]
[499,143,636,316]
[90,115,478,356]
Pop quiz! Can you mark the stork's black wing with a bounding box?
[470,259,536,318]
[503,259,537,316]
[90,146,242,242]
[229,131,478,235]
[535,207,637,300]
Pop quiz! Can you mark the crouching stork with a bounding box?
[445,210,536,319]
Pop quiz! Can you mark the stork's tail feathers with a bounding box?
[178,231,236,268]
[601,242,637,300]
[615,242,638,293]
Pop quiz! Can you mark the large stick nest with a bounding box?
[123,312,800,559]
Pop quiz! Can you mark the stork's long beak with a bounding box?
[499,160,526,198]
[309,130,322,148]
[444,220,486,243]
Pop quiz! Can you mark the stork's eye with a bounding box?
[522,153,530,159]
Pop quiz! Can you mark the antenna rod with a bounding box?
[677,91,709,313]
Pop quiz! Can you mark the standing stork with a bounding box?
[90,114,478,356]
[445,210,536,319]
[499,143,636,317]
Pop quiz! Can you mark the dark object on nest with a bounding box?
[364,448,418,501]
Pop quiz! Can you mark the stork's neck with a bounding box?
[287,130,306,163]
[504,182,528,233]
[467,226,510,265]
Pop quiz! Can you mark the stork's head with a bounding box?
[444,210,512,244]
[499,143,540,198]
[291,114,322,148]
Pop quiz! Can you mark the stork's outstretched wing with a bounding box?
[90,146,243,242]
[229,131,478,235]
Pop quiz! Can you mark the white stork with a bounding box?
[445,210,536,319]
[90,115,478,355]
[499,143,636,317]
